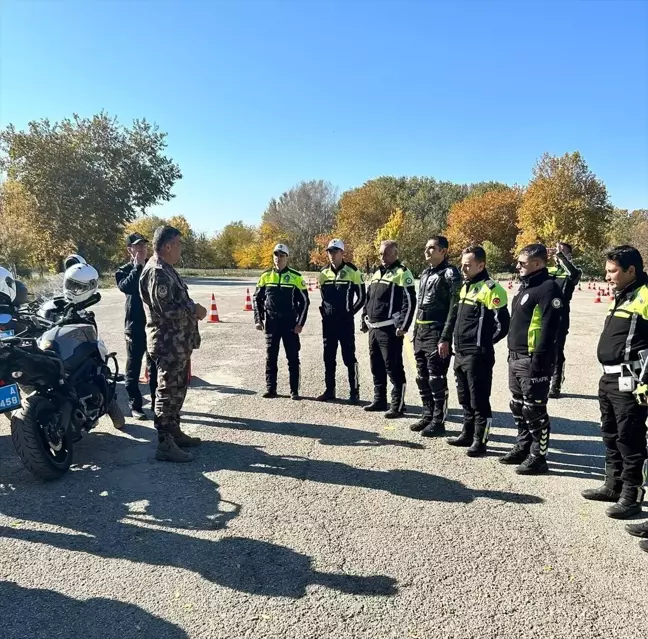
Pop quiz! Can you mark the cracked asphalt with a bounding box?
[0,277,646,638]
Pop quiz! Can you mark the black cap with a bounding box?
[127,233,148,246]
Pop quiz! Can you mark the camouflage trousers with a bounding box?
[153,355,191,441]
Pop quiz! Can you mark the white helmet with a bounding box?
[63,263,99,303]
[0,266,17,305]
[64,254,87,271]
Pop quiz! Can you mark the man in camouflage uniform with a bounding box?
[140,226,208,462]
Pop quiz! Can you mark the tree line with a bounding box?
[0,112,645,277]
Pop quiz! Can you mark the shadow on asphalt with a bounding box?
[467,411,606,481]
[0,581,188,639]
[181,410,425,450]
[0,425,397,599]
[188,376,256,395]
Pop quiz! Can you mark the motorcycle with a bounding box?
[0,293,125,480]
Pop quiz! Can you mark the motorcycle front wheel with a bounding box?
[11,396,73,481]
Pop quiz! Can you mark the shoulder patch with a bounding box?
[552,298,562,308]
[157,284,168,299]
[491,296,502,307]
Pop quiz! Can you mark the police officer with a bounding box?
[410,236,460,436]
[316,239,366,403]
[115,233,158,420]
[362,240,416,418]
[449,246,510,456]
[547,241,582,398]
[140,226,207,463]
[253,244,310,400]
[582,245,648,520]
[500,243,563,475]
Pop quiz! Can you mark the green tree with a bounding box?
[0,112,181,270]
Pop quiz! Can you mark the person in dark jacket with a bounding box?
[253,244,310,400]
[547,241,582,398]
[410,236,460,436]
[115,233,158,420]
[500,243,563,475]
[362,240,416,418]
[316,239,366,403]
[583,246,648,523]
[448,246,510,456]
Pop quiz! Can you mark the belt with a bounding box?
[601,361,641,375]
[366,318,396,329]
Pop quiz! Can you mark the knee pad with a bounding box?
[416,376,430,392]
[509,398,524,419]
[522,400,549,429]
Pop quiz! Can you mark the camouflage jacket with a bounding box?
[139,254,200,360]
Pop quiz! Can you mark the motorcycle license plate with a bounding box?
[0,330,14,339]
[0,383,20,413]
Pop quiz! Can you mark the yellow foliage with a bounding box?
[515,152,611,253]
[446,188,521,263]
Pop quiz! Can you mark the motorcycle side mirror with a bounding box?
[0,313,12,324]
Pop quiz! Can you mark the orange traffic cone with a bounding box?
[308,279,314,292]
[594,292,602,303]
[244,289,253,311]
[208,294,220,323]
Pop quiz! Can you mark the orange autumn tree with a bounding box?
[445,187,522,269]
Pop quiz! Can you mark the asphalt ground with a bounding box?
[0,277,646,638]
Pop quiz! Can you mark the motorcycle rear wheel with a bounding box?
[11,396,73,481]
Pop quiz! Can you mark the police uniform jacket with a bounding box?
[364,260,416,331]
[454,269,510,354]
[139,254,201,360]
[548,252,582,308]
[318,261,366,317]
[507,267,563,375]
[597,273,648,369]
[415,259,461,343]
[253,267,310,328]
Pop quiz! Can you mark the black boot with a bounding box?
[348,363,360,404]
[384,384,405,419]
[364,397,388,412]
[625,521,648,538]
[421,421,446,437]
[548,384,561,399]
[316,389,336,402]
[499,445,530,465]
[447,423,474,447]
[639,539,648,553]
[411,401,433,432]
[466,439,487,457]
[515,454,549,475]
[262,390,278,399]
[606,487,645,519]
[581,480,622,502]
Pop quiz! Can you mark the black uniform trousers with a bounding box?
[454,350,494,443]
[368,325,406,408]
[414,325,451,424]
[265,318,300,394]
[508,353,550,458]
[125,332,158,411]
[599,374,648,489]
[551,313,570,389]
[322,314,358,394]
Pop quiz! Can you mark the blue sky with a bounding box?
[2,0,647,233]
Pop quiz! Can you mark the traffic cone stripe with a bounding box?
[208,293,220,323]
[244,288,253,311]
